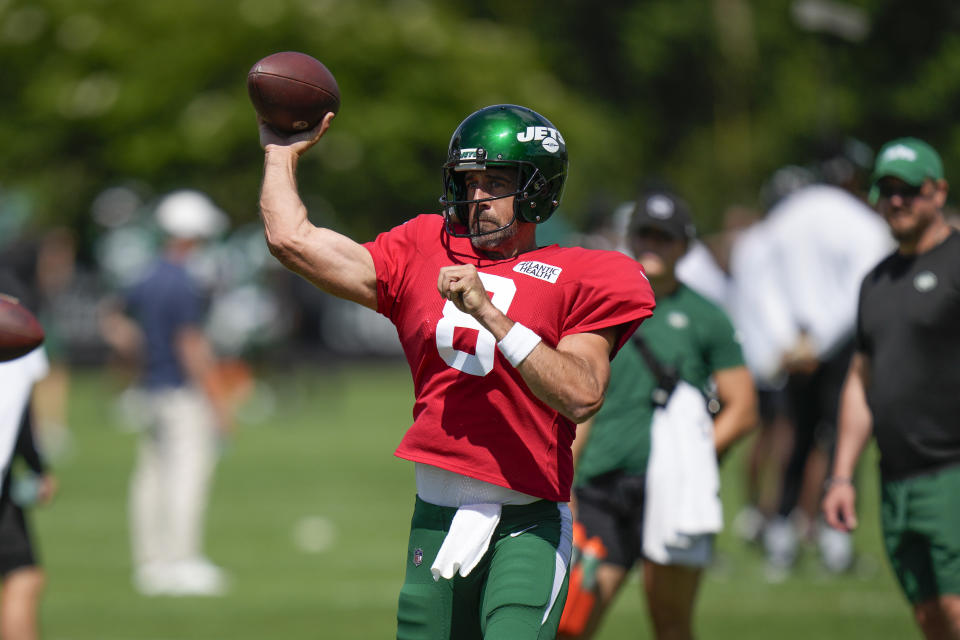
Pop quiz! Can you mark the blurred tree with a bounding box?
[0,0,628,245]
[466,0,960,226]
[1,0,959,246]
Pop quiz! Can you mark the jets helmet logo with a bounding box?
[517,126,564,154]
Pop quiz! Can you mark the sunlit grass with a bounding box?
[32,361,919,639]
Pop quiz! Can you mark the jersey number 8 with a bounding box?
[435,272,516,376]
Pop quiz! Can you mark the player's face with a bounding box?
[875,177,946,244]
[464,168,521,250]
[630,227,687,278]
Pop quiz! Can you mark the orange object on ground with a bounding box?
[558,523,607,635]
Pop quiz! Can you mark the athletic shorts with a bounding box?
[396,496,572,640]
[784,340,854,449]
[0,492,37,576]
[575,472,713,569]
[881,463,960,604]
[757,387,790,425]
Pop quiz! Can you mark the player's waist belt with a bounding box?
[415,463,539,507]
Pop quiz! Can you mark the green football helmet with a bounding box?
[441,104,568,238]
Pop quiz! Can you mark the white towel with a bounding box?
[643,380,722,564]
[430,503,502,581]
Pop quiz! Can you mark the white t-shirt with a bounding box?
[727,185,894,386]
[727,224,797,386]
[0,347,49,492]
[676,239,731,308]
[761,185,894,359]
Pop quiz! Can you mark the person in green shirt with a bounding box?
[562,191,757,640]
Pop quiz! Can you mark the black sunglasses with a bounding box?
[877,181,924,200]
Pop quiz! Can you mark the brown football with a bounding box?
[0,294,44,362]
[247,51,340,133]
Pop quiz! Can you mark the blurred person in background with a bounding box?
[670,200,793,553]
[722,198,798,550]
[0,227,91,463]
[823,138,960,640]
[722,167,816,553]
[0,270,57,640]
[570,196,634,252]
[257,104,655,640]
[561,191,756,640]
[672,203,746,309]
[100,189,232,597]
[30,228,80,461]
[732,153,893,580]
[675,201,790,550]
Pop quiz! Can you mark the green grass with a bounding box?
[32,361,919,639]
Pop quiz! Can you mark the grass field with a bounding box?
[30,360,920,639]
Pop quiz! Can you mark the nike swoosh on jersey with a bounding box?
[509,524,539,537]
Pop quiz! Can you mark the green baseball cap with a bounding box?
[869,137,944,204]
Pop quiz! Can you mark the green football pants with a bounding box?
[396,496,572,640]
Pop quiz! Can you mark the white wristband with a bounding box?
[497,323,542,367]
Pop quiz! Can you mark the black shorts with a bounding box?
[785,340,854,449]
[757,387,791,425]
[574,472,646,569]
[0,492,37,576]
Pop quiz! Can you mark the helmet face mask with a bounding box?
[441,105,568,239]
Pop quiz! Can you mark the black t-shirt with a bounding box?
[857,230,960,479]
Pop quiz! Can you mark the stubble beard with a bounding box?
[887,208,929,246]
[469,209,518,254]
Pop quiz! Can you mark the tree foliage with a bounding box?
[2,0,959,246]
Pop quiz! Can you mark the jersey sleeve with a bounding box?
[700,302,746,372]
[561,251,655,357]
[363,215,429,320]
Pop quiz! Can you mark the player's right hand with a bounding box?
[259,111,334,156]
[822,482,858,532]
[437,264,494,319]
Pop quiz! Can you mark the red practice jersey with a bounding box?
[364,214,655,501]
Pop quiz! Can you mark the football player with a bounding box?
[257,104,655,639]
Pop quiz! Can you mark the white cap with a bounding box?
[155,190,228,240]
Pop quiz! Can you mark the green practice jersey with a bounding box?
[575,283,744,483]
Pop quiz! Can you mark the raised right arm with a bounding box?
[259,114,378,310]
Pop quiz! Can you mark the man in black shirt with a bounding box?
[823,137,960,640]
